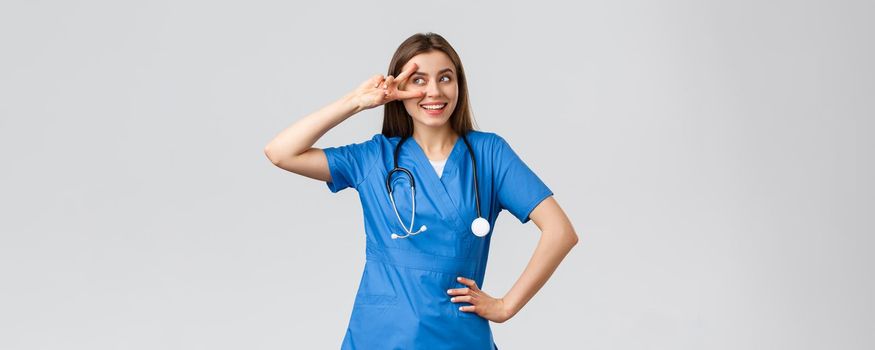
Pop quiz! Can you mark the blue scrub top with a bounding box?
[323,130,553,349]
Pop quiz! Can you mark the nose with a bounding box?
[425,79,441,98]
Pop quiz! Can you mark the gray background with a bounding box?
[1,0,872,349]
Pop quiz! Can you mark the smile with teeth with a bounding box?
[420,103,447,110]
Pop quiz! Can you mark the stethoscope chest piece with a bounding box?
[471,217,490,237]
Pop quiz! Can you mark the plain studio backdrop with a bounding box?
[1,1,872,349]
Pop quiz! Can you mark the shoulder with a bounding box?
[366,133,391,145]
[366,133,405,148]
[463,129,501,144]
[463,130,512,152]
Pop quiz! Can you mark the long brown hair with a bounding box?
[382,32,476,138]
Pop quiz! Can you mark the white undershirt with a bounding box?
[428,158,447,178]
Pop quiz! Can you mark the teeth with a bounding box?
[421,103,446,110]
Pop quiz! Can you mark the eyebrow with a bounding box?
[412,68,455,76]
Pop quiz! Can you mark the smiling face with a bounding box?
[399,50,459,130]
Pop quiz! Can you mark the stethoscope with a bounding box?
[386,134,491,239]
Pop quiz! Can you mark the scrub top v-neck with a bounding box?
[322,130,553,349]
[429,157,447,178]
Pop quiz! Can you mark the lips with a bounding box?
[419,102,447,111]
[420,103,447,116]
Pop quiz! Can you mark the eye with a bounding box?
[440,75,452,82]
[413,77,425,85]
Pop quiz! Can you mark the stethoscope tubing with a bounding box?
[386,133,483,238]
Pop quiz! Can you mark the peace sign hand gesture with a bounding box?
[349,63,426,112]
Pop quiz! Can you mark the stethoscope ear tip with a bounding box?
[391,233,399,239]
[420,225,427,231]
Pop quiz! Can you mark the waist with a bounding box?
[365,245,479,275]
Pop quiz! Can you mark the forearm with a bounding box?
[264,92,362,161]
[502,228,578,318]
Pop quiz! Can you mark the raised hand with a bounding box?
[349,63,426,111]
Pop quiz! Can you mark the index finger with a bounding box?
[394,62,418,83]
[456,276,478,289]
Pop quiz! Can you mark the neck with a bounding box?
[412,125,458,160]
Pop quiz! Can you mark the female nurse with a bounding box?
[264,32,579,349]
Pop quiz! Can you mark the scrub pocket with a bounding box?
[354,261,399,306]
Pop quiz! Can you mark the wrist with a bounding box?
[501,296,521,319]
[340,92,365,115]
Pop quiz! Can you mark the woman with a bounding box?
[264,32,579,349]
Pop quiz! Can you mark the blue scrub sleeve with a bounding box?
[494,135,553,224]
[322,135,380,193]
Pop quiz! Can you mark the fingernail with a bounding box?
[447,289,452,294]
[457,277,462,281]
[450,297,455,302]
